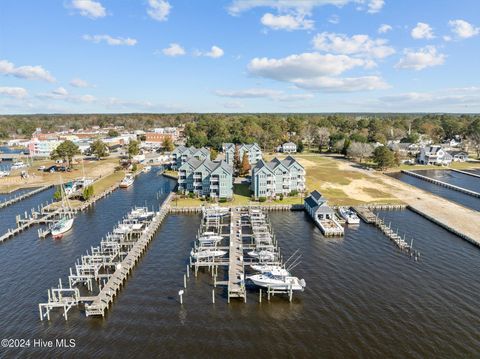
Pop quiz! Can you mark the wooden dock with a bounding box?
[39,194,173,320]
[227,208,246,302]
[0,185,52,209]
[402,170,480,198]
[352,206,377,223]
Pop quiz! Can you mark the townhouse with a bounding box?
[171,146,210,170]
[178,157,233,199]
[223,143,262,166]
[251,155,305,199]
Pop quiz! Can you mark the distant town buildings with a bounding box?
[223,143,262,166]
[171,146,210,170]
[251,156,305,199]
[178,158,233,199]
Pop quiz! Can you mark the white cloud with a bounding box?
[312,32,395,58]
[328,14,340,24]
[214,88,314,101]
[448,19,479,39]
[38,87,96,103]
[196,46,224,58]
[292,76,388,91]
[261,13,314,30]
[0,87,28,98]
[70,78,91,88]
[83,34,137,46]
[162,43,186,57]
[228,0,385,15]
[378,24,392,34]
[367,0,384,13]
[247,52,387,92]
[411,22,435,39]
[70,0,106,18]
[52,87,69,97]
[0,59,55,82]
[378,87,480,110]
[248,52,369,80]
[395,46,445,70]
[147,0,171,21]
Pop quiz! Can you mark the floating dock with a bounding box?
[402,170,480,198]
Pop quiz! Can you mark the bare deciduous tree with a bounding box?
[347,142,374,163]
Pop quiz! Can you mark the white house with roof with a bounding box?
[280,142,297,153]
[171,146,210,170]
[418,145,453,165]
[223,143,262,166]
[178,157,233,199]
[251,156,305,199]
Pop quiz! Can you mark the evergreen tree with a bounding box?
[373,146,396,170]
[128,140,140,158]
[233,145,241,173]
[162,136,174,152]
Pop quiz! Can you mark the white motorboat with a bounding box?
[0,170,10,177]
[248,270,306,291]
[338,207,360,224]
[198,234,223,245]
[248,250,275,261]
[120,173,134,188]
[129,207,155,220]
[11,161,27,170]
[190,249,227,260]
[143,165,152,173]
[51,217,74,239]
[250,264,285,273]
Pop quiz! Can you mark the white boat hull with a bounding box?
[51,218,74,238]
[248,274,305,291]
[191,249,227,260]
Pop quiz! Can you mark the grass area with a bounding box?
[163,169,178,178]
[172,183,305,208]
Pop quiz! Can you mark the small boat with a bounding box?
[120,173,134,188]
[190,249,227,260]
[247,250,275,261]
[250,264,285,273]
[198,234,223,245]
[11,161,27,170]
[51,217,74,239]
[248,269,306,291]
[143,165,152,173]
[338,207,360,224]
[0,170,10,178]
[51,181,75,239]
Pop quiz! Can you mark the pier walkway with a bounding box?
[451,168,480,179]
[0,185,52,210]
[402,170,480,198]
[227,208,246,302]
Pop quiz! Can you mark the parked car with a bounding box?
[38,165,46,171]
[44,165,71,173]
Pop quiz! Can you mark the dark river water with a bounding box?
[390,170,480,212]
[0,170,479,358]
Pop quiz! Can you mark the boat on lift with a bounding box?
[248,268,306,291]
[190,248,227,260]
[247,250,275,261]
[120,173,134,188]
[338,207,360,224]
[198,234,223,245]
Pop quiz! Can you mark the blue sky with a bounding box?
[0,0,479,114]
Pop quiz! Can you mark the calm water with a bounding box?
[415,169,480,193]
[1,171,480,358]
[390,171,480,212]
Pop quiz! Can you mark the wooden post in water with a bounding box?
[259,289,262,303]
[212,289,215,304]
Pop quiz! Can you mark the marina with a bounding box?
[0,185,53,209]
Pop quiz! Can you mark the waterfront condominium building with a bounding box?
[171,146,210,170]
[178,157,234,199]
[251,156,305,199]
[223,143,262,166]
